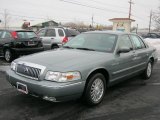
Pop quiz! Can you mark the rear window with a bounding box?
[66,29,80,37]
[17,31,37,39]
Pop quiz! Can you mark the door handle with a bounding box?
[51,38,54,39]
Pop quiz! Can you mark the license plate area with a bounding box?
[28,41,35,46]
[17,82,28,94]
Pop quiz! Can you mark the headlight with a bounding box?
[45,71,81,82]
[11,62,17,71]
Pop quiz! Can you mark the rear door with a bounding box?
[130,34,148,71]
[0,31,12,56]
[0,31,4,55]
[39,29,56,50]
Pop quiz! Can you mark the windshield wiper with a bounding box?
[76,47,95,51]
[63,46,74,49]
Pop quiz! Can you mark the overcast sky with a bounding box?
[0,0,159,28]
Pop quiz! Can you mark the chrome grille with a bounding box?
[16,64,41,79]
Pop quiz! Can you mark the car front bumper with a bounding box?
[6,69,85,102]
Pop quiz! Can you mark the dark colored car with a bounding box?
[144,33,160,39]
[37,27,80,50]
[0,30,44,62]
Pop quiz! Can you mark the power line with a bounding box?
[60,0,128,14]
[87,0,129,10]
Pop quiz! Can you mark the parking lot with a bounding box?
[0,57,160,120]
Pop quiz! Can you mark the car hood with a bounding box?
[16,49,113,70]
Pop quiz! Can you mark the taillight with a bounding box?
[62,36,68,43]
[11,31,18,39]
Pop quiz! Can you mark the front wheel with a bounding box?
[142,61,153,80]
[84,73,106,106]
[4,49,13,62]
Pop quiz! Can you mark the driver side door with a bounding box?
[111,35,135,82]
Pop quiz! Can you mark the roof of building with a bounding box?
[109,18,135,22]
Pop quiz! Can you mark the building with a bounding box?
[109,18,135,32]
[31,20,59,31]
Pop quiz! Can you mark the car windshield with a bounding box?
[17,31,37,39]
[64,33,117,52]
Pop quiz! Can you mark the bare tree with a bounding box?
[152,7,160,31]
[1,9,11,29]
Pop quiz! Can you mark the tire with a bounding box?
[4,49,13,62]
[84,73,106,106]
[142,61,153,80]
[51,45,59,49]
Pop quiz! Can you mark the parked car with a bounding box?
[37,27,80,50]
[144,33,160,39]
[0,29,44,62]
[6,31,158,105]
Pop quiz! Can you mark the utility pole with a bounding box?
[149,10,152,33]
[136,24,138,34]
[128,0,134,19]
[92,14,93,28]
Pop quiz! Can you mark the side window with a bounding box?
[46,29,56,37]
[150,33,158,38]
[37,29,46,37]
[118,35,133,50]
[0,31,3,38]
[131,35,146,49]
[58,29,64,37]
[2,31,11,38]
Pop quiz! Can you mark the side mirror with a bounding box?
[118,47,130,53]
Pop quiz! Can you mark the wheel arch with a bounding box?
[51,44,59,49]
[85,68,110,88]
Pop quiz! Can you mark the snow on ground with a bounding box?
[144,38,160,60]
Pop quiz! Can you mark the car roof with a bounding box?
[0,29,34,32]
[84,30,137,36]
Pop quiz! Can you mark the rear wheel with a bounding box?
[142,61,153,79]
[4,49,13,62]
[84,73,106,106]
[51,45,59,49]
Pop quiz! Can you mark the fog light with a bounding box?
[43,96,56,102]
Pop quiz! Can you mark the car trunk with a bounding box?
[13,31,42,48]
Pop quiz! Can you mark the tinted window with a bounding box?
[38,29,46,37]
[64,33,117,52]
[130,35,145,49]
[46,29,56,37]
[118,35,133,50]
[58,29,64,37]
[17,31,37,39]
[150,33,159,38]
[66,29,79,37]
[0,31,3,38]
[4,31,11,38]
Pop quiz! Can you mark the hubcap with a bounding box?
[90,78,104,103]
[147,63,152,77]
[5,50,10,61]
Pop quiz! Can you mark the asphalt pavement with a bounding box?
[0,58,160,120]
